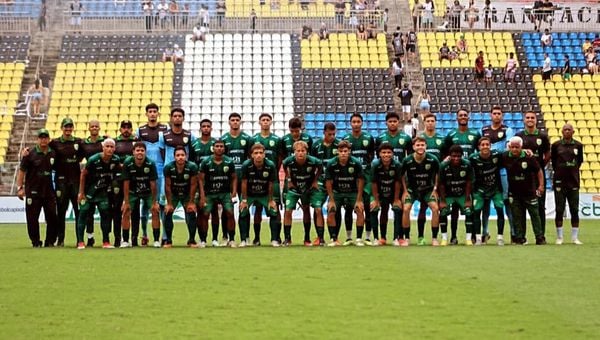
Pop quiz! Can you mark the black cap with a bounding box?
[120,120,133,128]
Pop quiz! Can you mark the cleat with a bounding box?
[220,237,229,246]
[573,239,583,245]
[102,242,115,249]
[211,240,220,247]
[431,238,440,246]
[56,241,65,247]
[393,239,401,247]
[378,238,387,246]
[199,241,206,248]
[271,240,281,247]
[440,239,448,246]
[535,237,547,245]
[113,240,121,248]
[482,233,491,244]
[187,241,199,248]
[239,240,247,248]
[227,240,237,248]
[283,239,292,247]
[252,238,261,247]
[355,238,365,247]
[399,239,409,247]
[450,237,458,245]
[131,239,139,247]
[153,241,161,248]
[303,240,312,247]
[465,239,473,246]
[342,238,354,246]
[141,236,149,246]
[120,241,131,248]
[497,238,505,246]
[163,243,172,248]
[475,239,483,246]
[364,239,373,246]
[555,238,563,245]
[86,237,95,247]
[417,237,426,246]
[312,238,323,246]
[327,239,341,247]
[77,242,85,250]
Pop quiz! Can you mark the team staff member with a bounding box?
[198,140,237,248]
[221,112,252,244]
[190,118,220,247]
[52,118,83,246]
[401,137,440,246]
[137,103,169,241]
[438,145,475,245]
[343,113,376,245]
[370,143,403,246]
[251,113,284,246]
[550,123,584,245]
[113,120,138,247]
[516,111,550,238]
[469,137,505,245]
[163,146,198,248]
[76,138,121,249]
[80,119,106,247]
[121,142,161,248]
[17,128,58,247]
[282,141,322,246]
[503,136,545,245]
[325,141,364,247]
[239,143,280,247]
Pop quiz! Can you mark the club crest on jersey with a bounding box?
[389,170,395,176]
[498,132,504,139]
[425,164,431,170]
[223,166,229,173]
[349,167,355,174]
[399,139,405,145]
[468,135,474,141]
[73,144,79,151]
[436,139,442,145]
[556,187,561,192]
[110,164,115,169]
[493,158,498,164]
[50,158,54,165]
[241,140,247,146]
[27,198,32,205]
[574,149,578,155]
[460,170,466,177]
[183,137,189,144]
[263,171,269,178]
[184,174,189,180]
[307,166,312,172]
[536,138,542,145]
[144,167,150,173]
[333,149,338,155]
[362,140,368,147]
[114,187,120,194]
[56,190,62,198]
[210,145,214,152]
[269,140,275,147]
[521,162,528,169]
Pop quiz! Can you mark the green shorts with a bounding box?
[80,192,111,212]
[363,169,372,196]
[168,196,192,209]
[371,197,401,212]
[441,195,472,216]
[129,193,154,211]
[239,195,278,218]
[285,188,321,210]
[330,193,358,212]
[273,181,282,205]
[472,190,504,211]
[203,193,234,214]
[404,189,436,204]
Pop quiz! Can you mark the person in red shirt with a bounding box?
[474,51,485,82]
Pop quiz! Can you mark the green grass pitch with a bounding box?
[1,221,600,339]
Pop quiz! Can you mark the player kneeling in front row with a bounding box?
[239,143,281,247]
[76,138,121,249]
[198,140,237,247]
[401,137,440,246]
[370,142,403,246]
[121,142,161,248]
[438,145,476,245]
[325,141,365,246]
[163,146,198,248]
[283,141,322,246]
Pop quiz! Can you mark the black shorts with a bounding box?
[475,70,484,79]
[542,70,552,80]
[407,44,415,53]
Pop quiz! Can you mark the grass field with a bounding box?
[1,221,599,339]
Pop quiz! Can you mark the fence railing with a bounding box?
[0,13,31,33]
[61,9,384,33]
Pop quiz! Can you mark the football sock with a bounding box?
[284,225,292,241]
[356,226,364,239]
[227,229,235,241]
[466,233,472,242]
[403,227,411,239]
[122,229,129,242]
[365,230,372,240]
[441,232,448,240]
[254,223,261,240]
[571,227,579,240]
[432,226,439,238]
[496,207,505,235]
[152,228,160,242]
[380,223,387,240]
[303,222,311,241]
[211,220,220,241]
[346,229,352,239]
[417,216,426,238]
[316,226,324,239]
[476,234,482,243]
[87,233,94,239]
[556,227,564,239]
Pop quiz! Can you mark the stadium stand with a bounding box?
[0,61,25,165]
[408,0,446,17]
[80,0,215,17]
[0,34,30,62]
[225,0,337,18]
[519,32,593,69]
[0,1,40,17]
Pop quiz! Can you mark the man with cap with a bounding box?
[16,129,58,247]
[113,120,139,246]
[76,138,121,249]
[50,117,83,246]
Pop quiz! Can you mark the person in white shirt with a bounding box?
[172,44,184,62]
[157,0,168,29]
[542,52,552,82]
[192,24,207,42]
[540,29,552,46]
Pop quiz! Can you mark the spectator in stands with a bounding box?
[485,64,494,83]
[367,21,377,39]
[191,23,207,42]
[449,0,464,31]
[38,0,46,32]
[466,0,478,30]
[270,0,280,10]
[422,0,434,30]
[28,79,43,117]
[542,52,552,81]
[69,0,84,34]
[162,47,174,62]
[349,12,359,29]
[199,5,210,27]
[157,0,169,29]
[475,51,485,82]
[406,30,417,62]
[169,0,179,29]
[540,28,552,47]
[457,34,467,53]
[562,54,571,81]
[593,34,600,53]
[319,23,330,40]
[483,0,491,31]
[335,0,345,29]
[540,0,555,30]
[172,44,184,62]
[143,0,154,32]
[357,24,368,40]
[531,0,544,31]
[585,48,598,74]
[39,70,51,89]
[450,46,461,61]
[250,8,257,33]
[412,0,423,31]
[382,8,389,34]
[181,3,189,28]
[439,42,450,61]
[582,39,592,53]
[392,33,405,61]
[504,52,517,82]
[300,0,309,10]
[417,88,431,117]
[301,25,314,40]
[399,83,413,122]
[391,58,403,90]
[216,1,226,28]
